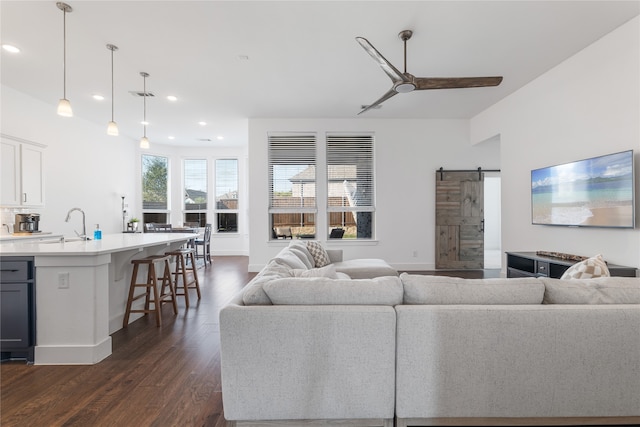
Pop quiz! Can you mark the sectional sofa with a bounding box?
[219,241,640,427]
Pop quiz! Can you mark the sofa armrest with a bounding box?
[326,248,343,263]
[220,301,396,422]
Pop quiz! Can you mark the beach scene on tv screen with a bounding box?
[531,151,634,227]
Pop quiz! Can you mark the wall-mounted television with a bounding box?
[531,150,635,228]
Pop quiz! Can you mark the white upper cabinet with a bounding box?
[1,135,46,207]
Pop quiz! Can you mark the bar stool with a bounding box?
[123,255,177,328]
[165,247,201,308]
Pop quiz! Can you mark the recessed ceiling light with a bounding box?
[141,121,149,125]
[167,95,177,102]
[217,136,224,140]
[2,44,20,53]
[93,94,105,101]
[198,121,207,126]
[168,136,175,140]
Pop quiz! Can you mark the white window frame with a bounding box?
[326,133,375,240]
[214,158,239,233]
[268,133,317,240]
[141,153,170,225]
[183,158,208,227]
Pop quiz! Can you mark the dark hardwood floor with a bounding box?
[0,257,499,427]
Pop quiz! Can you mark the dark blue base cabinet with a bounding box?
[0,257,35,363]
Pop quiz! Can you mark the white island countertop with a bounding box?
[0,232,198,256]
[0,232,199,365]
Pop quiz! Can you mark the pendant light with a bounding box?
[139,72,150,149]
[56,2,73,117]
[106,44,119,136]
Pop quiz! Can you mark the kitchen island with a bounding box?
[0,233,197,365]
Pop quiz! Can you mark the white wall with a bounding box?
[1,85,249,255]
[248,118,501,272]
[1,85,138,236]
[471,16,640,269]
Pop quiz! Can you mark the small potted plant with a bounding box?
[128,217,140,232]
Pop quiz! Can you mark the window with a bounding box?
[184,159,207,227]
[268,133,316,239]
[142,154,169,226]
[215,159,239,232]
[327,134,374,239]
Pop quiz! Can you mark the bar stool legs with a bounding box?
[123,255,177,328]
[166,248,201,308]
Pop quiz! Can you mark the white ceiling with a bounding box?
[1,1,639,148]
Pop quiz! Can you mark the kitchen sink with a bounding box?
[39,237,90,244]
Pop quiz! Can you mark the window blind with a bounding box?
[268,133,316,211]
[327,134,374,211]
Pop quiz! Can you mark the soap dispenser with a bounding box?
[94,224,102,240]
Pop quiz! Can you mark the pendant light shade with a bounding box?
[56,2,73,117]
[140,72,150,149]
[57,98,73,117]
[106,44,119,136]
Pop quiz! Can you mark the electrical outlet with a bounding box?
[412,250,418,258]
[58,272,70,289]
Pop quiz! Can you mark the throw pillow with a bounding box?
[305,241,331,267]
[560,254,610,279]
[291,264,339,278]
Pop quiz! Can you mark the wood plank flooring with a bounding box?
[1,258,499,427]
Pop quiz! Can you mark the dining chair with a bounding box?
[195,223,212,266]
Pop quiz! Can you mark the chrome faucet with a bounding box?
[65,207,89,240]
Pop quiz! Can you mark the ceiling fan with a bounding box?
[356,30,503,114]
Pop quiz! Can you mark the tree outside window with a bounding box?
[142,154,169,225]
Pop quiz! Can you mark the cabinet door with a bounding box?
[0,283,30,349]
[21,144,45,207]
[0,140,21,206]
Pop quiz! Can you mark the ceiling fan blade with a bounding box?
[356,37,409,83]
[414,76,503,90]
[358,88,398,115]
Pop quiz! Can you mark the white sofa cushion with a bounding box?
[291,264,339,278]
[560,254,610,279]
[242,260,293,305]
[541,277,640,304]
[273,246,309,270]
[286,242,315,269]
[263,276,403,305]
[332,258,398,279]
[400,273,545,304]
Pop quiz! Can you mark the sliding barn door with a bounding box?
[435,171,484,269]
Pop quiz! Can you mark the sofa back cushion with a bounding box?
[541,277,640,304]
[272,245,310,270]
[242,260,293,305]
[263,276,403,305]
[400,273,545,305]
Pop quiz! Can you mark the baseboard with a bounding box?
[228,418,392,427]
[396,416,640,426]
[34,336,112,365]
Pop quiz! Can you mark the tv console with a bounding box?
[506,251,637,278]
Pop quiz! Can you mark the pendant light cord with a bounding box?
[143,73,147,138]
[63,8,67,98]
[111,48,114,120]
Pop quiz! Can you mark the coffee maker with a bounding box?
[14,213,40,233]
